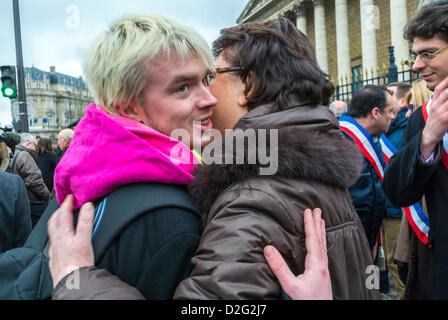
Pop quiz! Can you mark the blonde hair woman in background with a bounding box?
[405,80,433,118]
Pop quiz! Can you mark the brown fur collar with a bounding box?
[188,125,363,219]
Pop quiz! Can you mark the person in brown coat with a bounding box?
[11,133,50,227]
[47,18,378,300]
[11,133,50,203]
[172,18,378,300]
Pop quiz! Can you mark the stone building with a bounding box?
[237,0,432,87]
[11,66,92,138]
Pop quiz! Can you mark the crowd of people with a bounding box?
[0,0,447,300]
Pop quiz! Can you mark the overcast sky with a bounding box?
[0,0,249,126]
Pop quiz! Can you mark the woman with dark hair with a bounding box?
[37,138,57,192]
[173,18,377,299]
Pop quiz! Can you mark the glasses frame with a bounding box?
[411,46,448,63]
[203,66,246,87]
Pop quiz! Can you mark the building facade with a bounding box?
[11,66,92,138]
[237,0,432,88]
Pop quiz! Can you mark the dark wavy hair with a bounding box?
[212,17,334,111]
[404,0,448,42]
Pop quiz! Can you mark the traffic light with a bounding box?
[1,65,18,99]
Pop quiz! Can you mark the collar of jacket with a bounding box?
[234,94,340,134]
[386,107,408,135]
[16,144,38,161]
[189,96,364,220]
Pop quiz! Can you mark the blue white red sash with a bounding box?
[422,96,448,171]
[338,116,386,181]
[379,134,430,245]
[339,115,430,245]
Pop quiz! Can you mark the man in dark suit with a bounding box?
[383,1,448,299]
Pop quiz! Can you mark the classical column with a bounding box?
[313,0,329,74]
[335,0,351,84]
[390,0,410,67]
[293,2,307,36]
[360,0,378,77]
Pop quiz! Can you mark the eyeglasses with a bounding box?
[408,104,415,113]
[411,47,448,63]
[202,66,246,87]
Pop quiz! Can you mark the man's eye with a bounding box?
[422,52,437,59]
[177,84,189,93]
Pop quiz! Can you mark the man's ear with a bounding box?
[371,106,382,119]
[398,97,408,109]
[113,101,143,122]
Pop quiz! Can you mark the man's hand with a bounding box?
[47,194,95,288]
[264,208,332,300]
[421,76,448,159]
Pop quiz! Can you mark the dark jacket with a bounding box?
[173,98,379,300]
[0,171,32,253]
[37,152,57,192]
[52,184,202,300]
[383,107,448,299]
[384,107,408,219]
[12,145,50,202]
[344,132,386,250]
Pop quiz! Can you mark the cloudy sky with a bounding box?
[0,0,249,126]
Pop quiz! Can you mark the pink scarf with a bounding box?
[54,103,198,209]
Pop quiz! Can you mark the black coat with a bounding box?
[97,204,202,299]
[383,107,448,299]
[0,171,32,253]
[37,152,57,192]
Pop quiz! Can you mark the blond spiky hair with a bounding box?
[83,14,213,115]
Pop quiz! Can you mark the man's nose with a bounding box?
[412,56,426,73]
[198,87,218,109]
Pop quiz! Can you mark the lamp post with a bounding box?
[12,0,29,132]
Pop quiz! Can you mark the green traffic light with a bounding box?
[1,86,17,98]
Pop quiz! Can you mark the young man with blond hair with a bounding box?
[45,13,217,299]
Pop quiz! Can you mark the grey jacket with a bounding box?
[12,145,50,202]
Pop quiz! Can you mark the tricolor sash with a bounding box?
[379,133,430,245]
[421,96,448,171]
[339,115,430,245]
[339,116,386,181]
